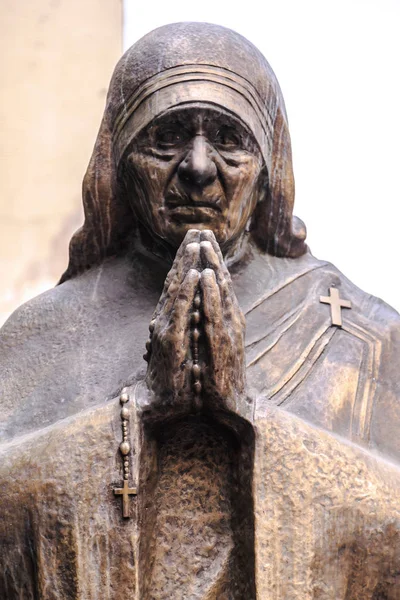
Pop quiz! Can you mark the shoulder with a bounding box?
[307,258,400,392]
[0,256,140,341]
[0,257,152,443]
[1,278,77,339]
[313,260,400,336]
[309,259,400,460]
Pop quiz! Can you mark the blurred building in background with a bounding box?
[0,0,122,325]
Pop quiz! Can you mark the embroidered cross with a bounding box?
[320,287,352,327]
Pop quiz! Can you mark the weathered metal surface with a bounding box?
[1,22,399,600]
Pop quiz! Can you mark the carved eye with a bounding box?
[155,126,190,149]
[214,126,241,149]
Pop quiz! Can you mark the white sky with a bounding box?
[124,0,400,312]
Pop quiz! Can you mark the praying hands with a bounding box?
[144,229,246,417]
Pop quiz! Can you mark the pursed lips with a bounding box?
[165,195,224,223]
[165,194,223,212]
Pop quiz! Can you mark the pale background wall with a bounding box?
[1,0,399,324]
[125,0,400,312]
[0,0,122,325]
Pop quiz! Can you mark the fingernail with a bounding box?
[188,268,200,280]
[185,242,200,253]
[200,241,212,250]
[201,268,215,280]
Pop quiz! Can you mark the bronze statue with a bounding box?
[1,22,400,599]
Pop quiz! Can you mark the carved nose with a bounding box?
[177,136,217,187]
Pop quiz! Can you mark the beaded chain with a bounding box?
[113,388,137,518]
[119,389,131,475]
[143,292,203,408]
[143,319,155,363]
[191,293,202,409]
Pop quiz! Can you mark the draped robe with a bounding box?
[1,245,400,599]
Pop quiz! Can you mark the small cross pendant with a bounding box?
[114,479,137,518]
[320,287,352,327]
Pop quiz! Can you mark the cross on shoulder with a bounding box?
[320,287,352,327]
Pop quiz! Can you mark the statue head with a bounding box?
[61,22,307,282]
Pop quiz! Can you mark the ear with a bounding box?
[250,107,307,258]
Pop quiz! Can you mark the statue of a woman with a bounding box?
[1,22,400,599]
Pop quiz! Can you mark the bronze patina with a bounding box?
[1,22,400,600]
[320,286,352,327]
[113,388,137,518]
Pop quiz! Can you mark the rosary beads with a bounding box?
[113,388,137,518]
[119,389,131,474]
[191,293,202,406]
[143,291,203,407]
[143,319,155,362]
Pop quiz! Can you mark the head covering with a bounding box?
[60,22,307,283]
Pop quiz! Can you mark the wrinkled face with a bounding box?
[122,104,264,249]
